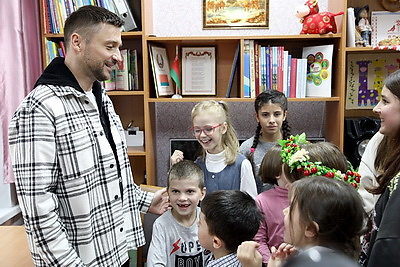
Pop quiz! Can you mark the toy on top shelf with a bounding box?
[355,5,372,47]
[295,0,344,34]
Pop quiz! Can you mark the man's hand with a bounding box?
[148,188,170,215]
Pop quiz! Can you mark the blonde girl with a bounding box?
[171,100,257,198]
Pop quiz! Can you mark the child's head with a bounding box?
[191,100,239,165]
[258,144,283,185]
[248,91,291,159]
[284,177,366,258]
[283,141,349,183]
[278,134,360,189]
[198,190,262,255]
[167,160,206,219]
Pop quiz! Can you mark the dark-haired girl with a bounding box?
[240,91,291,193]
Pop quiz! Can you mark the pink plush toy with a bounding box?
[295,0,344,34]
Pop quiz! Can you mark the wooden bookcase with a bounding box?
[342,0,398,119]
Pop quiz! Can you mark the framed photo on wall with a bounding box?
[182,47,216,95]
[149,44,175,97]
[203,0,269,29]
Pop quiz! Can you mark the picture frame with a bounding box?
[203,0,269,29]
[182,47,216,96]
[148,44,175,97]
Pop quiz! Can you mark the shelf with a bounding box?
[127,146,145,156]
[345,47,400,53]
[107,90,144,96]
[147,97,340,102]
[146,34,342,41]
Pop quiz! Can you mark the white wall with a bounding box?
[151,0,329,37]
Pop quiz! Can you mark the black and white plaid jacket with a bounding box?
[9,57,153,266]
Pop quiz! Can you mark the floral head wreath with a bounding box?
[278,133,361,189]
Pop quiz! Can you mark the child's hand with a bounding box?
[268,243,296,267]
[171,150,184,165]
[237,241,262,267]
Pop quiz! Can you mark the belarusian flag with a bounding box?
[170,55,180,92]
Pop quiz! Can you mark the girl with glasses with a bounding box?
[171,100,258,198]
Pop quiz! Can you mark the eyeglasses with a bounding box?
[189,123,223,136]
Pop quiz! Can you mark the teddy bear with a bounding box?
[296,0,344,34]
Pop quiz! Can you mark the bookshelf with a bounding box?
[342,0,398,117]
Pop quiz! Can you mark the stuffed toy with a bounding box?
[296,0,344,34]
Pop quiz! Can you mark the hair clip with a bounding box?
[250,148,255,153]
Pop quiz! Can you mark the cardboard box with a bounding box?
[125,130,144,146]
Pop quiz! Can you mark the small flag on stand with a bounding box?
[170,45,181,97]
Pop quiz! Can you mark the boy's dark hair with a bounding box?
[290,177,367,259]
[200,190,262,253]
[259,144,282,185]
[64,5,124,51]
[167,160,204,189]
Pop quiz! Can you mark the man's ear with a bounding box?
[305,221,319,239]
[213,236,223,250]
[70,33,83,52]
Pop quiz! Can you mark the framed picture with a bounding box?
[203,0,269,29]
[148,44,175,97]
[182,47,216,95]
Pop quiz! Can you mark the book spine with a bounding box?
[287,54,292,97]
[254,41,260,97]
[260,46,266,93]
[271,46,278,90]
[249,40,255,98]
[277,46,284,92]
[289,58,297,98]
[226,43,240,98]
[243,40,251,98]
[265,47,271,90]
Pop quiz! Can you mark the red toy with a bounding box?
[295,0,344,34]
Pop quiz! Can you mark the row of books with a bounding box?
[102,48,140,91]
[243,40,333,98]
[42,0,137,34]
[45,40,65,65]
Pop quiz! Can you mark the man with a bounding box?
[8,6,168,267]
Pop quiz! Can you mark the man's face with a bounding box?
[80,23,122,82]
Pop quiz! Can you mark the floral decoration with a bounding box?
[278,133,361,189]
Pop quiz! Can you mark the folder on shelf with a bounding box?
[111,0,137,31]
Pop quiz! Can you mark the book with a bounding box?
[345,53,400,109]
[296,58,308,98]
[302,44,334,97]
[226,43,240,98]
[371,11,400,47]
[289,57,298,98]
[116,49,130,90]
[249,40,255,98]
[149,44,174,97]
[254,41,260,97]
[243,40,251,98]
[129,49,140,90]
